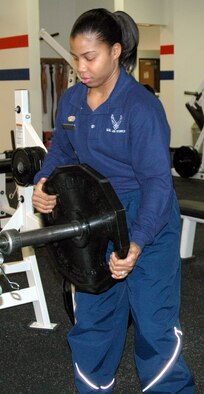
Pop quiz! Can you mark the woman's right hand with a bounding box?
[32,177,57,213]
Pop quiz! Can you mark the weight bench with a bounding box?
[179,199,204,258]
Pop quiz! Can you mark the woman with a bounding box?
[33,8,195,394]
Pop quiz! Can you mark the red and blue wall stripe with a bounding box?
[160,44,174,80]
[0,34,30,81]
[0,37,174,82]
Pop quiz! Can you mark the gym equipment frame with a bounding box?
[179,199,204,259]
[0,90,57,329]
[172,81,204,179]
[0,152,15,228]
[171,82,204,258]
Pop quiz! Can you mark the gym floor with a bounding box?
[0,176,204,394]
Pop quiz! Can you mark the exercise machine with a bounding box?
[0,90,58,329]
[172,81,204,179]
[171,82,204,258]
[0,151,15,228]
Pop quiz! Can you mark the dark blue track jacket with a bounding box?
[34,67,174,250]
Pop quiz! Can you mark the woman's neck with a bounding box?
[87,67,120,111]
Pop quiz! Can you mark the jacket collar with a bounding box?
[69,67,133,113]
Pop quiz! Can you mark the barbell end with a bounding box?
[0,229,21,255]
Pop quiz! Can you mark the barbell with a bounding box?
[0,164,130,294]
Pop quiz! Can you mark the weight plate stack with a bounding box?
[11,147,46,186]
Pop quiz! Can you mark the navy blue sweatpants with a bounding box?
[68,190,195,393]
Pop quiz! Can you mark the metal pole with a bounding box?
[0,220,88,255]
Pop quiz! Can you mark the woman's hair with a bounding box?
[70,8,139,73]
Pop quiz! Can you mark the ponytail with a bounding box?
[114,11,139,73]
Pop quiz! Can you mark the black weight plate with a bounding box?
[173,146,201,178]
[43,164,130,294]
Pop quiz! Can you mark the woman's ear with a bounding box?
[112,43,122,60]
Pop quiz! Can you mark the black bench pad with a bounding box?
[179,199,204,219]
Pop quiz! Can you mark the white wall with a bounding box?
[159,1,174,141]
[76,0,114,16]
[139,26,160,51]
[173,0,204,146]
[39,0,76,58]
[27,0,42,138]
[123,0,168,25]
[136,26,160,81]
[0,0,41,152]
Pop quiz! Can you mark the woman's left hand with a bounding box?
[109,242,141,280]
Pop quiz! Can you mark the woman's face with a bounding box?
[70,32,121,88]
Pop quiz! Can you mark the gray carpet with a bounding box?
[0,176,204,393]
